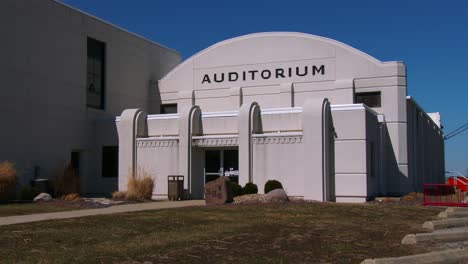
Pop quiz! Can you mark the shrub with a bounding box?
[264,180,284,194]
[242,182,258,195]
[231,182,243,197]
[126,167,154,201]
[54,163,80,196]
[0,161,18,200]
[19,186,37,201]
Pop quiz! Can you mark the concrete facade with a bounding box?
[0,0,181,195]
[117,32,445,202]
[0,1,443,201]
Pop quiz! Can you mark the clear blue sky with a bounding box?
[61,0,468,173]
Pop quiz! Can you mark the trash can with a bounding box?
[168,175,184,201]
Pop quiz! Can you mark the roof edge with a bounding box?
[55,0,181,57]
[160,32,392,82]
[407,96,443,133]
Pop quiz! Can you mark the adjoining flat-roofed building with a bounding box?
[0,0,181,195]
[117,32,445,202]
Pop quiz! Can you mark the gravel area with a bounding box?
[37,197,142,209]
[233,193,427,205]
[233,194,266,204]
[38,199,112,209]
[232,193,306,204]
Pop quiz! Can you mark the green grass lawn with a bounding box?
[0,202,441,264]
[0,203,78,217]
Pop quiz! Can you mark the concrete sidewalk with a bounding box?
[0,200,205,226]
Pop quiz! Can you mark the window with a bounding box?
[102,146,118,178]
[355,92,381,108]
[369,142,375,178]
[160,103,177,114]
[87,37,106,109]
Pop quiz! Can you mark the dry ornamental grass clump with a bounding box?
[0,161,18,199]
[53,163,80,196]
[125,167,154,201]
[111,191,126,199]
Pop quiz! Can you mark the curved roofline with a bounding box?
[161,32,396,82]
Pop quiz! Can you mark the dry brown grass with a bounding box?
[125,167,154,201]
[0,203,443,263]
[63,193,81,202]
[401,192,424,202]
[111,191,126,199]
[0,161,18,200]
[53,163,80,196]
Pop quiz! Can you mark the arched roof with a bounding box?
[161,32,389,82]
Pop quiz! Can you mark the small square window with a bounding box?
[102,146,118,178]
[160,103,177,114]
[355,92,381,108]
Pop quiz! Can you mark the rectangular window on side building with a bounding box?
[355,92,381,108]
[87,37,106,109]
[160,103,177,114]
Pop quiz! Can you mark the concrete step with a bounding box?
[361,248,468,264]
[423,217,468,231]
[402,229,468,244]
[446,207,468,213]
[438,211,468,219]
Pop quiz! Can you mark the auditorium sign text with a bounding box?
[194,58,335,89]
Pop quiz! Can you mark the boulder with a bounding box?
[33,193,52,202]
[204,177,233,205]
[264,189,289,203]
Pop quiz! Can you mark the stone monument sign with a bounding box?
[204,177,233,205]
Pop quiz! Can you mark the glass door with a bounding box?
[223,149,239,184]
[204,150,222,183]
[204,149,239,184]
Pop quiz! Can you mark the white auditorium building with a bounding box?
[117,32,444,203]
[0,1,444,202]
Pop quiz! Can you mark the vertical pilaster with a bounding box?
[302,98,333,201]
[116,109,147,191]
[334,79,354,104]
[238,102,261,186]
[178,90,194,110]
[279,83,293,107]
[178,105,202,198]
[230,87,242,108]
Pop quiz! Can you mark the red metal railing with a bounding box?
[423,183,468,207]
[447,176,468,191]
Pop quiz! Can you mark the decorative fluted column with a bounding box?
[238,102,262,186]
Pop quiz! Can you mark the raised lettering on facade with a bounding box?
[201,65,325,84]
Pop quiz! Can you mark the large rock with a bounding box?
[204,177,233,205]
[33,193,52,202]
[264,189,289,203]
